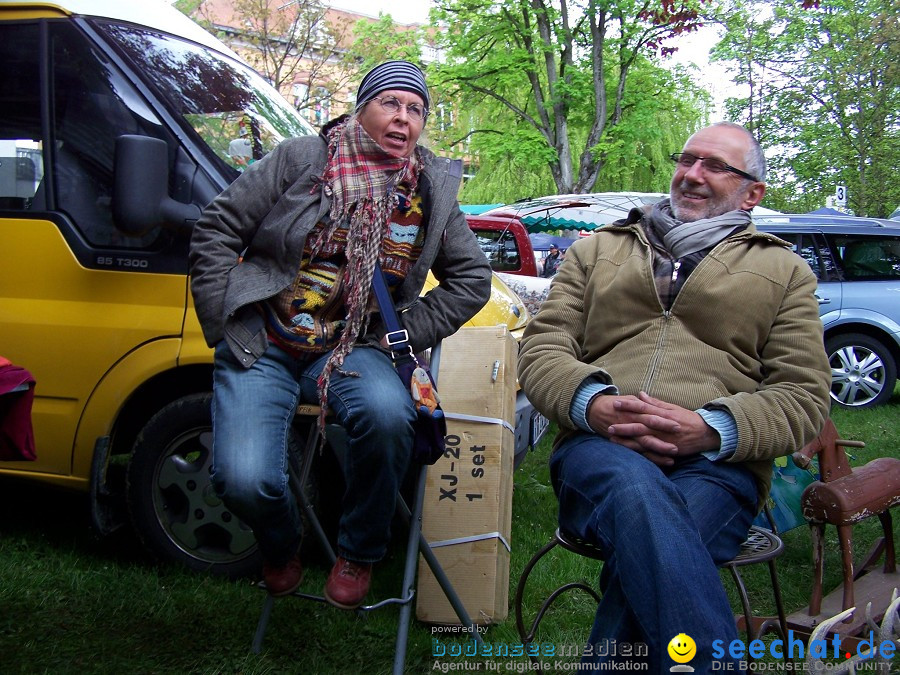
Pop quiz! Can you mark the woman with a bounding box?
[189,61,491,608]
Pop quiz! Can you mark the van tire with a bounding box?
[825,333,897,408]
[126,393,262,579]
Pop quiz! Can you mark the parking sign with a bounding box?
[835,185,847,206]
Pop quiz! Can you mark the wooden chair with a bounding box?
[795,419,900,618]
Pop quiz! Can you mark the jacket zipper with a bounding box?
[642,310,672,392]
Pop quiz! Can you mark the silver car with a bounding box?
[753,214,900,408]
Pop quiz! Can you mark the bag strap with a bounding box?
[371,261,416,367]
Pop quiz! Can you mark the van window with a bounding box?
[50,22,167,248]
[0,23,43,211]
[95,21,315,177]
[472,228,522,272]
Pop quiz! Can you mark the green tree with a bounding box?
[712,0,900,217]
[174,0,204,15]
[342,14,424,76]
[336,13,428,114]
[190,0,355,118]
[431,0,710,195]
[455,59,708,203]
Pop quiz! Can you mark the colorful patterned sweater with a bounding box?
[262,187,424,355]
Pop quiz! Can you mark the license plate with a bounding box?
[531,411,550,446]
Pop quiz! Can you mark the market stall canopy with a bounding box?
[808,207,850,216]
[529,233,577,251]
[482,192,668,232]
[482,192,782,232]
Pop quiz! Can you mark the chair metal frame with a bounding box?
[722,515,789,642]
[250,345,483,674]
[514,508,788,671]
[514,528,604,654]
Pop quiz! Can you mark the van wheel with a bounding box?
[126,393,261,578]
[825,333,897,408]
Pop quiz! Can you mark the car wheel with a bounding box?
[126,393,261,578]
[825,333,897,408]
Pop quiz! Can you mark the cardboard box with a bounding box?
[415,326,517,625]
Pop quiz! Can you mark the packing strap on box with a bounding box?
[429,531,511,553]
[444,412,515,435]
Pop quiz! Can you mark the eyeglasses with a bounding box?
[670,152,759,182]
[370,96,428,122]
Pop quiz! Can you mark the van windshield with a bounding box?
[95,21,316,176]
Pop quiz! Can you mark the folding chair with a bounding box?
[250,344,483,673]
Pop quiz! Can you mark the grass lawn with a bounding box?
[1,393,898,674]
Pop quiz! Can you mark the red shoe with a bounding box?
[324,557,372,609]
[262,554,303,597]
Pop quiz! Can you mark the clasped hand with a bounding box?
[586,392,720,467]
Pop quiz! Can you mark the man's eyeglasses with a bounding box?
[370,96,428,122]
[670,152,759,182]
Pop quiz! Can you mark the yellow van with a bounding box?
[0,0,538,577]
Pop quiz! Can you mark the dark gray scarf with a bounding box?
[642,198,751,309]
[648,199,751,258]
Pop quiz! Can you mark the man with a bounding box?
[518,122,831,672]
[542,244,562,277]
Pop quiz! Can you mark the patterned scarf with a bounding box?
[312,117,421,424]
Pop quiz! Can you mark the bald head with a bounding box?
[669,123,767,222]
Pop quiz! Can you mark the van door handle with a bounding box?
[815,294,829,305]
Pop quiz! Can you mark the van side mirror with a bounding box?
[113,134,201,234]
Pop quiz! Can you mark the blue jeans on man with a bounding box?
[210,341,415,567]
[550,432,758,672]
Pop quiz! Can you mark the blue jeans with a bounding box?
[211,341,415,566]
[550,433,758,673]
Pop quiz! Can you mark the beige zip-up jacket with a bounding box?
[518,215,831,506]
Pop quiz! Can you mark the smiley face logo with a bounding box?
[667,633,696,664]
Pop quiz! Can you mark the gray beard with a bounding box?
[670,181,748,222]
[650,199,751,259]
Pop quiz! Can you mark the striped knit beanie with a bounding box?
[355,60,430,112]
